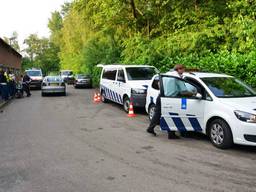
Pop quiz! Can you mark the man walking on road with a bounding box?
[146,64,187,139]
[22,72,32,97]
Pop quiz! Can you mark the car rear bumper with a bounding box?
[42,86,66,93]
[131,94,146,107]
[75,82,92,87]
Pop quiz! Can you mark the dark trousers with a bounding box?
[148,95,161,131]
[0,84,8,100]
[23,83,31,96]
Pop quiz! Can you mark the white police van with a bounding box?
[99,65,158,112]
[146,72,256,149]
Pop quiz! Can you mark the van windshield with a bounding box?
[27,70,42,77]
[126,67,156,80]
[201,77,256,98]
[61,71,73,76]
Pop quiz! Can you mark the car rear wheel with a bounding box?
[123,97,130,113]
[101,91,108,103]
[148,104,156,121]
[209,119,233,149]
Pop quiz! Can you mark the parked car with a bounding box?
[25,68,43,89]
[146,72,256,149]
[99,64,158,112]
[74,74,92,88]
[60,70,75,84]
[41,76,66,96]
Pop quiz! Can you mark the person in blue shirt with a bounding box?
[147,64,193,139]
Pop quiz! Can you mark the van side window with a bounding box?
[117,69,125,82]
[152,76,159,90]
[102,69,117,80]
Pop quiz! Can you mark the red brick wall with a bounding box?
[0,41,22,70]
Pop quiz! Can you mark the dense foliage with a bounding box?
[36,0,256,86]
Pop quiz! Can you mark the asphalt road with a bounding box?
[0,86,256,192]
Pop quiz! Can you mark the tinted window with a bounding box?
[46,76,62,82]
[162,76,196,98]
[61,71,73,76]
[27,70,42,77]
[201,77,256,98]
[117,70,125,82]
[102,69,117,80]
[77,74,90,79]
[126,67,156,80]
[152,76,159,90]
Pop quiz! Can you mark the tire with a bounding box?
[123,96,130,113]
[209,119,233,149]
[62,92,66,96]
[148,104,156,121]
[41,92,45,97]
[101,91,108,103]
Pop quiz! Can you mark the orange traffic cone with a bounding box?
[97,93,101,102]
[127,102,136,117]
[93,93,99,103]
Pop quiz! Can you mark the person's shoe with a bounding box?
[27,94,31,97]
[147,128,157,136]
[168,131,180,139]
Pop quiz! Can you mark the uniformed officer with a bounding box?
[146,64,190,139]
[22,72,32,97]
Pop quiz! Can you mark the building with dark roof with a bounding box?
[0,37,22,73]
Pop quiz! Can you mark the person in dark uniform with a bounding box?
[22,73,32,97]
[146,64,188,139]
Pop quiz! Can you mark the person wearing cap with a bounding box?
[147,64,191,139]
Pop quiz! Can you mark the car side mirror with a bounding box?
[195,93,202,100]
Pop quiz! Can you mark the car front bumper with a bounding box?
[30,80,42,88]
[131,93,146,107]
[42,86,66,93]
[231,119,256,146]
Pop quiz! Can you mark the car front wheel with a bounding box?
[209,119,233,149]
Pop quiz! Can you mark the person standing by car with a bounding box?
[147,64,188,139]
[0,69,8,101]
[22,72,32,97]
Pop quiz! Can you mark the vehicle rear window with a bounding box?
[102,69,117,80]
[46,76,62,82]
[126,67,156,80]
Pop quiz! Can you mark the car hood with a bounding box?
[219,97,256,113]
[127,80,151,89]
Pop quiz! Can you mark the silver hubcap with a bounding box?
[149,106,156,120]
[211,123,224,145]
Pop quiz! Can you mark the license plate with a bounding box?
[50,83,59,86]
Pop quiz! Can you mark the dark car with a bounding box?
[74,74,92,88]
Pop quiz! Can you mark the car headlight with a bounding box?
[234,110,256,123]
[131,88,147,94]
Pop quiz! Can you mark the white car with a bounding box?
[146,72,256,149]
[25,68,43,89]
[99,65,158,112]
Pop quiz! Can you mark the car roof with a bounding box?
[102,65,154,69]
[184,72,232,78]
